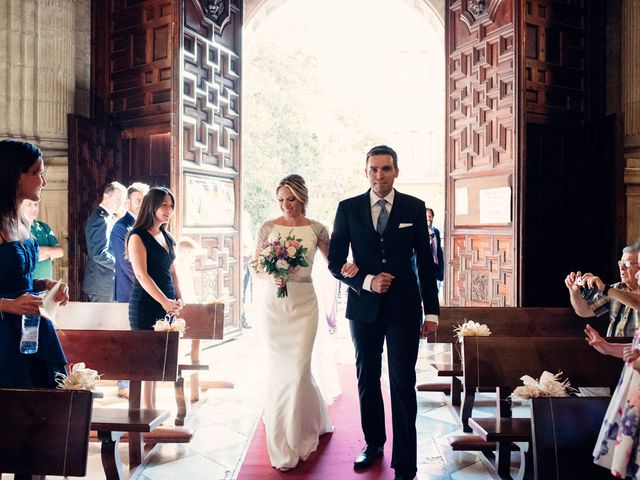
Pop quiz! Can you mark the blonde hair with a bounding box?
[276,174,308,214]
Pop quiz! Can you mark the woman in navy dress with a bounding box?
[0,139,70,388]
[127,186,183,407]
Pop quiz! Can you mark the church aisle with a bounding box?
[43,307,499,480]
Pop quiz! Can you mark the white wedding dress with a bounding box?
[254,220,334,470]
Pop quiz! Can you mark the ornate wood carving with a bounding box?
[180,0,242,329]
[524,0,586,125]
[446,0,517,306]
[199,0,231,30]
[449,233,512,306]
[67,114,124,300]
[97,0,177,132]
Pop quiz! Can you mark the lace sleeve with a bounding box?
[311,221,330,244]
[252,221,274,281]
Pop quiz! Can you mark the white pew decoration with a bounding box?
[454,319,492,342]
[153,313,186,337]
[55,362,101,391]
[511,371,572,399]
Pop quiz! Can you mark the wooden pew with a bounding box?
[461,336,622,478]
[531,396,611,480]
[173,302,224,425]
[56,301,225,425]
[59,329,180,479]
[0,388,93,478]
[421,307,607,405]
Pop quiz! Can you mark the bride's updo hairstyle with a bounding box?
[277,174,309,214]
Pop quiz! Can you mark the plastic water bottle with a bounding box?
[20,314,40,354]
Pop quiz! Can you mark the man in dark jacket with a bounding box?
[82,181,126,302]
[110,182,149,302]
[328,145,440,480]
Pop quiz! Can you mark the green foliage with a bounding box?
[243,35,379,236]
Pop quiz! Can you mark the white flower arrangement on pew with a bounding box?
[55,362,101,391]
[153,313,186,337]
[510,371,574,399]
[454,319,492,342]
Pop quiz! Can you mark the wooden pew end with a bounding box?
[417,381,450,393]
[449,435,521,452]
[200,380,235,390]
[90,426,194,444]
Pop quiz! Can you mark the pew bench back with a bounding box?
[56,301,224,340]
[0,388,93,477]
[59,329,180,382]
[531,396,612,480]
[462,336,622,391]
[428,307,604,363]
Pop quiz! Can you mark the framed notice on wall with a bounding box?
[184,174,235,227]
[454,175,512,227]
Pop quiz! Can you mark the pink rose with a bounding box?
[286,246,297,257]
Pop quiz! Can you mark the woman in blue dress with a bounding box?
[127,186,183,407]
[0,139,70,388]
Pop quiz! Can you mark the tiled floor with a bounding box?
[42,300,514,480]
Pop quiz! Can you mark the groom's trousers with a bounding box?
[349,299,421,477]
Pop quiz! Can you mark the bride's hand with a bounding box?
[273,277,287,288]
[341,262,359,278]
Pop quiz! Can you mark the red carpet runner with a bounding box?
[237,363,396,479]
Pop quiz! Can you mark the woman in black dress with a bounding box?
[127,186,183,407]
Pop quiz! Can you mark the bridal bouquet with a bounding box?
[252,229,308,298]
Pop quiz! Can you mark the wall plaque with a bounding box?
[184,174,235,227]
[479,187,511,224]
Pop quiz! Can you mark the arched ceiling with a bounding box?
[244,0,444,34]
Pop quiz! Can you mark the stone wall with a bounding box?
[0,0,91,282]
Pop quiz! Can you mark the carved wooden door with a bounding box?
[446,0,519,306]
[178,0,243,329]
[67,114,124,300]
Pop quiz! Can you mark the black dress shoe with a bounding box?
[353,445,383,470]
[393,473,416,480]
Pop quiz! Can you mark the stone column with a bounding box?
[0,0,91,282]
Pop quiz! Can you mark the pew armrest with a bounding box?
[468,417,531,442]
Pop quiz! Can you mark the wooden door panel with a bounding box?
[446,0,518,306]
[179,0,243,330]
[67,114,124,300]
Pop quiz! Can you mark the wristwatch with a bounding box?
[603,284,612,296]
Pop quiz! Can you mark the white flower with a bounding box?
[510,371,572,399]
[276,259,289,270]
[454,320,491,342]
[55,362,101,391]
[286,246,297,257]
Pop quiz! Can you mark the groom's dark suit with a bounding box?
[328,189,440,477]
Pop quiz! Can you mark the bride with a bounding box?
[253,174,357,471]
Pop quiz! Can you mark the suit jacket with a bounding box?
[431,226,445,282]
[328,190,440,323]
[109,211,135,302]
[82,206,116,297]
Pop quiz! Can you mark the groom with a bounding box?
[328,145,440,480]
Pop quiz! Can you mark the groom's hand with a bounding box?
[371,272,395,293]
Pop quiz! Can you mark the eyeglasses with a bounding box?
[618,260,640,270]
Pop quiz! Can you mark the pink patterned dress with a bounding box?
[594,330,640,478]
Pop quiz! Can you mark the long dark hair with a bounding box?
[129,186,176,246]
[0,139,42,237]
